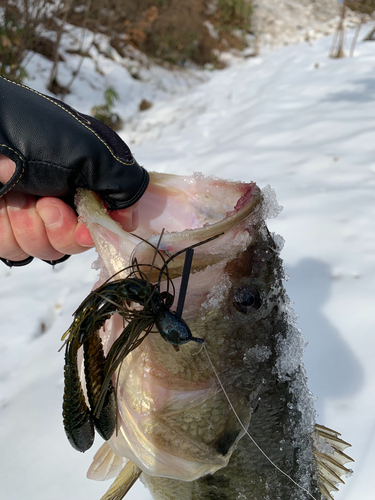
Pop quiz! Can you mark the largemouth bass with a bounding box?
[71,172,353,500]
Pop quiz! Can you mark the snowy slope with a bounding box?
[252,0,364,48]
[1,24,375,500]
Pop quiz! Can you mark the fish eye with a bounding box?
[233,286,261,314]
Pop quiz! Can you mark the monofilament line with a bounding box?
[202,344,317,500]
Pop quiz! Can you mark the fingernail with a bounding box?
[37,204,62,227]
[74,224,95,247]
[5,192,27,209]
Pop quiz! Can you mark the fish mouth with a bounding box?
[76,172,262,279]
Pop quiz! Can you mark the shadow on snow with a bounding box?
[285,258,364,421]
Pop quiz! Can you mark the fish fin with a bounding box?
[99,460,142,500]
[313,424,354,500]
[87,442,125,481]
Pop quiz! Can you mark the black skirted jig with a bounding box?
[61,232,222,453]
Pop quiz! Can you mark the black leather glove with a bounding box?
[0,75,149,211]
[0,75,149,267]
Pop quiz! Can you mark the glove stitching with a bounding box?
[0,76,135,167]
[0,144,25,196]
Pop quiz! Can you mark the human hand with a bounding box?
[0,154,139,264]
[0,75,147,266]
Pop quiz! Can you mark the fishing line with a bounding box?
[202,344,317,500]
[147,228,165,284]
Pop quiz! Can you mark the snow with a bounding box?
[1,21,375,500]
[252,0,365,48]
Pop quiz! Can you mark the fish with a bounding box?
[72,172,353,500]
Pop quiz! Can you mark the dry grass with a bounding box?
[345,0,375,15]
[66,0,253,66]
[0,0,253,85]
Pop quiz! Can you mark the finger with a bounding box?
[110,204,139,232]
[74,222,95,248]
[0,196,30,261]
[74,204,139,247]
[36,197,94,254]
[6,192,64,261]
[0,154,16,183]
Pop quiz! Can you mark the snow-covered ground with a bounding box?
[253,0,364,48]
[1,23,375,500]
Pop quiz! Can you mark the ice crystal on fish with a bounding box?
[260,184,283,220]
[244,346,272,364]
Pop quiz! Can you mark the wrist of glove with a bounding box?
[0,254,71,268]
[0,76,149,267]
